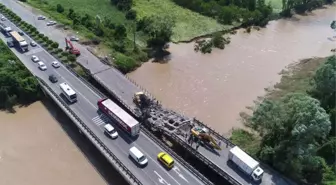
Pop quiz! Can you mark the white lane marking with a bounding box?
[138,148,181,185]
[154,171,171,185]
[173,167,189,183]
[139,132,201,183]
[92,115,109,126]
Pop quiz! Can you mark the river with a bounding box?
[128,5,336,134]
[0,100,127,185]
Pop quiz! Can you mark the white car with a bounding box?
[37,15,46,20]
[30,41,37,47]
[70,36,79,41]
[46,21,56,26]
[104,124,118,139]
[31,55,39,62]
[1,16,6,21]
[51,61,60,68]
[37,61,47,71]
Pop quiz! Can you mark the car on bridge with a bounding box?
[48,74,58,83]
[157,152,174,169]
[104,124,118,139]
[31,55,39,62]
[30,41,37,47]
[37,61,47,71]
[51,61,60,68]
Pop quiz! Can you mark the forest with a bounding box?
[0,40,41,110]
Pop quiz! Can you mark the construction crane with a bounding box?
[191,126,221,150]
[65,38,80,56]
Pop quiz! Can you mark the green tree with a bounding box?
[331,20,336,30]
[310,56,336,111]
[142,15,175,49]
[250,93,331,182]
[51,42,59,49]
[67,54,76,62]
[56,4,65,13]
[115,24,127,39]
[125,9,137,20]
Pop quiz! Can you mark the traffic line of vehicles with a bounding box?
[97,97,175,169]
[2,12,265,182]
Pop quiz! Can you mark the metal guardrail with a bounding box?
[36,77,143,185]
[168,133,243,185]
[141,127,214,185]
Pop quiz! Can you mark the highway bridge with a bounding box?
[0,1,295,185]
[0,14,211,185]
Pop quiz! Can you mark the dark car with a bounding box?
[48,74,58,83]
[7,40,14,47]
[18,30,24,36]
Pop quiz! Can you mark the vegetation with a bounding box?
[0,40,41,110]
[132,0,227,42]
[231,56,336,185]
[26,0,183,72]
[170,0,273,27]
[194,33,231,54]
[281,0,335,17]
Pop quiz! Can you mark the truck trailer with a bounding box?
[228,146,264,182]
[9,31,28,52]
[97,98,140,137]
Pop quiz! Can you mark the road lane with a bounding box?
[0,17,206,185]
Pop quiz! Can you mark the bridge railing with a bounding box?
[167,133,243,185]
[36,77,143,185]
[141,126,214,185]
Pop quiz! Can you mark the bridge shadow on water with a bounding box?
[41,96,129,185]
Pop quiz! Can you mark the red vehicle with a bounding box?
[97,98,140,137]
[65,38,80,56]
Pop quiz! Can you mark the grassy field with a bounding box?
[133,0,228,42]
[266,0,283,13]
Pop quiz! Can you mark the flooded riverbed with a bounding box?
[0,101,126,185]
[128,6,336,134]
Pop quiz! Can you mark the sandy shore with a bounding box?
[0,101,109,185]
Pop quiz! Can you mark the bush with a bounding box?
[56,4,64,13]
[67,54,76,62]
[125,9,137,20]
[46,39,53,46]
[42,36,49,42]
[51,42,59,49]
[114,53,139,73]
[61,51,69,57]
[56,48,63,54]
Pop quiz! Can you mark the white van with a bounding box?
[104,124,118,139]
[129,146,148,166]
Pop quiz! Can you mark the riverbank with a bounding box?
[128,5,336,134]
[0,100,126,185]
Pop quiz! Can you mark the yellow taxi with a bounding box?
[157,152,174,169]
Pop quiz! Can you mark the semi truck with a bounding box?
[0,22,12,37]
[9,31,28,52]
[228,146,264,182]
[97,98,140,137]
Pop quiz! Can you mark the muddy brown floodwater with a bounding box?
[129,5,336,134]
[0,101,127,185]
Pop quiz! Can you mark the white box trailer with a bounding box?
[97,98,140,137]
[228,146,264,181]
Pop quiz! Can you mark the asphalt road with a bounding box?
[0,0,140,111]
[0,18,205,185]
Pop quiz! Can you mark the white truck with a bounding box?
[97,98,140,137]
[9,31,28,52]
[228,146,264,182]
